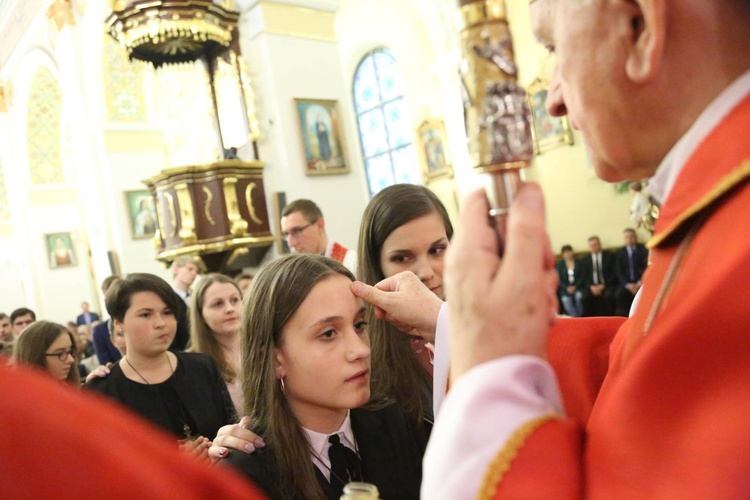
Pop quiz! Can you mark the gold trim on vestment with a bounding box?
[477,414,558,500]
[648,159,750,249]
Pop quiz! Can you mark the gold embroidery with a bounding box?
[648,159,750,249]
[477,414,558,500]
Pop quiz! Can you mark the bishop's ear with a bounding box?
[625,0,666,83]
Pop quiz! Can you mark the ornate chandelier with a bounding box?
[105,1,239,67]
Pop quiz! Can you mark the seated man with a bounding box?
[615,228,649,316]
[281,199,357,274]
[580,236,617,316]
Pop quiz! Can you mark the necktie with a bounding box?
[593,254,599,285]
[328,434,362,496]
[628,247,635,282]
[598,254,604,284]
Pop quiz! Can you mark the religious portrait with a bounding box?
[45,232,77,269]
[527,77,574,154]
[417,118,454,183]
[125,190,157,240]
[294,98,349,176]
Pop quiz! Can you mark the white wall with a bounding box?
[241,7,369,252]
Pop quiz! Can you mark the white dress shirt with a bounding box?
[304,411,357,481]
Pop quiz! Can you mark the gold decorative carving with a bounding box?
[244,182,263,225]
[223,177,248,237]
[155,235,275,263]
[163,191,177,238]
[202,186,216,226]
[174,182,197,244]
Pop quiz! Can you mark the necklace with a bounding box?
[124,355,194,440]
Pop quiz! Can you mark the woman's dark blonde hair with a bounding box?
[357,184,453,427]
[13,321,80,385]
[240,254,355,500]
[190,273,241,383]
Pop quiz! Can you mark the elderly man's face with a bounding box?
[530,0,655,181]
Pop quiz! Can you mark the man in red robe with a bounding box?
[352,0,750,497]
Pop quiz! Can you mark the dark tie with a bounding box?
[628,248,635,282]
[593,254,599,285]
[328,434,362,496]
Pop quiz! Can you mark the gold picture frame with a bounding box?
[527,77,574,155]
[293,98,350,176]
[416,118,454,183]
[45,232,77,269]
[124,190,157,240]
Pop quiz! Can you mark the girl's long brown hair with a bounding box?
[357,184,453,427]
[189,273,240,383]
[240,254,354,500]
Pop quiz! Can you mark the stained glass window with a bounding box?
[353,48,419,196]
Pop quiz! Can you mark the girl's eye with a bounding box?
[354,321,368,333]
[139,313,151,318]
[163,309,174,316]
[230,297,240,305]
[390,255,408,264]
[430,245,447,256]
[320,330,335,340]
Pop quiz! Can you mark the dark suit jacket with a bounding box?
[86,352,236,439]
[224,405,422,499]
[76,312,100,326]
[615,244,649,286]
[92,320,122,365]
[555,259,585,297]
[581,251,618,289]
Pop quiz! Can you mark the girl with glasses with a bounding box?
[224,254,422,499]
[13,321,80,385]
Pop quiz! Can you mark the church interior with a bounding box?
[0,0,641,323]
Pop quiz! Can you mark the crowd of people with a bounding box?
[555,228,648,318]
[3,1,750,497]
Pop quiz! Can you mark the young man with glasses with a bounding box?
[280,199,357,274]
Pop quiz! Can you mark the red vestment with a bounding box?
[0,363,265,498]
[488,92,750,498]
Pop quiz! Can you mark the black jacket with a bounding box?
[224,405,423,499]
[86,351,235,439]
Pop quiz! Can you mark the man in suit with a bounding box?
[76,301,100,326]
[615,228,649,316]
[580,236,617,316]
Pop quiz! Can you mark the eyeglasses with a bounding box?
[45,348,76,362]
[281,220,316,240]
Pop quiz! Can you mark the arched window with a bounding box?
[27,65,64,185]
[353,48,419,196]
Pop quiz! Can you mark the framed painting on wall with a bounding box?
[46,232,77,269]
[124,190,157,240]
[416,118,454,183]
[527,77,574,154]
[294,98,349,176]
